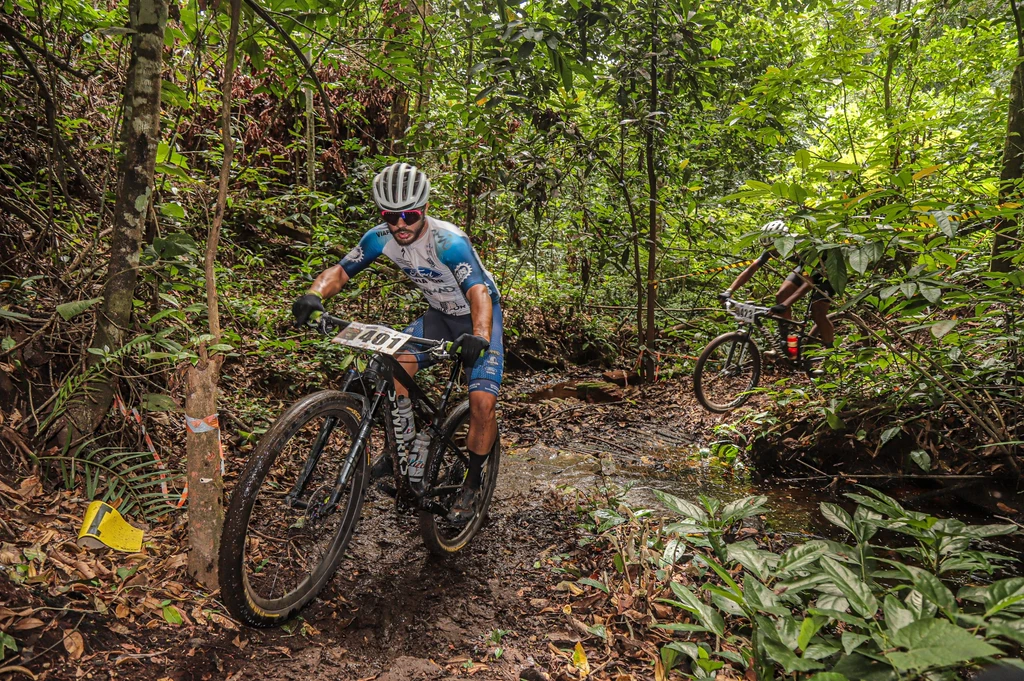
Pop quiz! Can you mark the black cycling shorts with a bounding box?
[785,269,834,302]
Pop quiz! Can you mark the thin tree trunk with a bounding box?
[994,0,1024,272]
[186,0,240,587]
[643,1,659,382]
[66,0,167,438]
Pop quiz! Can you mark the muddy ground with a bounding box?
[0,369,997,681]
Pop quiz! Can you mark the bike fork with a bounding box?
[284,415,337,508]
[327,384,386,508]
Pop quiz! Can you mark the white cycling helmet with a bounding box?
[759,220,793,247]
[372,162,430,211]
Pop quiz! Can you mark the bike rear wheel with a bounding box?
[219,391,368,627]
[693,331,762,413]
[418,400,500,555]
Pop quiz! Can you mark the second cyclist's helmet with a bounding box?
[372,163,430,211]
[759,220,793,247]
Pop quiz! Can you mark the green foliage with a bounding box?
[650,486,1022,679]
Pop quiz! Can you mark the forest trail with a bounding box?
[2,368,1018,681]
[176,372,761,681]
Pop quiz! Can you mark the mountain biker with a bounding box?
[291,162,503,524]
[719,220,835,350]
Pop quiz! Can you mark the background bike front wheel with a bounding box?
[219,391,367,627]
[693,331,762,413]
[418,400,500,555]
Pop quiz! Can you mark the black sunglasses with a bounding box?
[381,209,425,226]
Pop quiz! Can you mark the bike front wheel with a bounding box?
[418,400,500,555]
[219,391,368,627]
[693,331,762,413]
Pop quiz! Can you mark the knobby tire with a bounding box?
[219,390,367,627]
[418,400,500,555]
[693,331,762,413]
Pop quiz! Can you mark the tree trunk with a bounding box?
[66,0,167,438]
[642,1,659,382]
[186,0,240,587]
[994,0,1024,272]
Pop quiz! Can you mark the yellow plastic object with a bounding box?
[77,501,143,552]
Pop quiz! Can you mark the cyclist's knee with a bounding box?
[469,391,497,422]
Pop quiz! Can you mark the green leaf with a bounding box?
[57,297,103,321]
[669,581,725,636]
[762,637,825,673]
[795,149,811,172]
[654,489,708,523]
[848,247,870,275]
[824,250,848,295]
[820,503,854,534]
[931,320,956,338]
[776,235,796,258]
[842,631,870,655]
[820,556,878,618]
[710,38,722,54]
[159,202,186,219]
[777,540,829,575]
[721,495,768,524]
[887,618,1000,670]
[664,641,700,666]
[808,674,849,681]
[918,284,941,303]
[984,578,1024,617]
[894,565,957,619]
[880,426,902,446]
[909,449,931,471]
[726,540,774,581]
[141,393,179,412]
[162,604,183,625]
[0,630,18,660]
[798,615,828,650]
[577,578,608,593]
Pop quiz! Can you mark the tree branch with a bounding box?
[0,20,97,80]
[242,0,338,134]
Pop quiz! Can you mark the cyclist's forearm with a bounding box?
[466,285,492,341]
[308,265,349,300]
[727,261,761,292]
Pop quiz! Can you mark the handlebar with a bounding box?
[722,299,807,327]
[309,312,452,357]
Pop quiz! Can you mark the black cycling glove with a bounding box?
[452,333,490,372]
[770,303,788,315]
[718,290,733,303]
[292,293,325,326]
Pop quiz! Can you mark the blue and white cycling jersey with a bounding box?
[339,218,500,316]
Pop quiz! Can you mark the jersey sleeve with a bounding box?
[434,230,493,298]
[338,227,389,278]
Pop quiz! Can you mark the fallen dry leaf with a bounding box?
[232,635,248,650]
[63,630,85,660]
[14,617,46,630]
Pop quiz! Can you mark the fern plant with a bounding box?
[39,439,181,520]
[39,333,154,433]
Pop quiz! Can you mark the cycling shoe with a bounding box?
[447,484,480,526]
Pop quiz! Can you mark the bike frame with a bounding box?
[725,297,813,365]
[284,315,470,517]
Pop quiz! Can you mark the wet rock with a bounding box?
[602,369,640,386]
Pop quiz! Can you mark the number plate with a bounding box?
[730,303,763,324]
[332,323,411,355]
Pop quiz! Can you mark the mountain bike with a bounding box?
[218,313,500,627]
[693,299,831,413]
